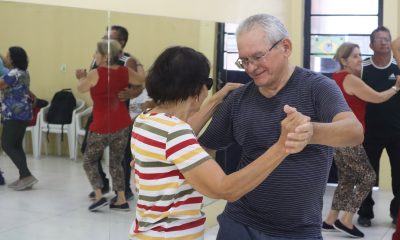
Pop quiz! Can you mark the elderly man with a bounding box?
[199,14,364,239]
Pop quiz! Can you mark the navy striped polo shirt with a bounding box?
[199,67,350,238]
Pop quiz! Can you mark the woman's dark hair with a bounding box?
[9,46,28,70]
[146,46,211,105]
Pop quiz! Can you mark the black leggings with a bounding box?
[1,120,31,178]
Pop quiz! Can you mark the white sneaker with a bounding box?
[8,179,21,188]
[14,176,38,191]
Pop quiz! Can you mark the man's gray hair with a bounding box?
[236,14,289,45]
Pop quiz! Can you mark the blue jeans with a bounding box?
[216,214,322,240]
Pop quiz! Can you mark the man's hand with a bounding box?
[118,85,144,101]
[279,105,313,154]
[75,69,87,80]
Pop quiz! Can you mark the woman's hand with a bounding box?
[211,82,243,104]
[391,37,400,52]
[391,37,400,67]
[75,69,87,80]
[395,75,400,90]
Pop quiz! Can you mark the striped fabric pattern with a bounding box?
[129,113,209,239]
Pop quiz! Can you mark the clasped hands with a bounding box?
[75,69,87,79]
[279,104,313,154]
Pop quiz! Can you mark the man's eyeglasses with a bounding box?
[235,38,284,69]
[204,77,213,90]
[373,37,391,44]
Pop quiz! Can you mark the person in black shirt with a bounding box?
[357,26,400,227]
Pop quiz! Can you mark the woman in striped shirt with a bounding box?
[129,46,313,239]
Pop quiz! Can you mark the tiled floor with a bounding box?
[0,154,397,240]
[319,185,396,240]
[205,185,397,240]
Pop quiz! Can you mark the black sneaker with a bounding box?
[334,220,364,238]
[88,197,108,212]
[357,215,371,227]
[109,202,130,211]
[125,190,134,201]
[88,185,110,200]
[391,213,398,225]
[322,221,337,232]
[110,190,134,203]
[0,171,4,185]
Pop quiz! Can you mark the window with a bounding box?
[216,23,251,89]
[223,24,241,71]
[304,0,383,74]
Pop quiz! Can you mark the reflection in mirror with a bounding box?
[0,2,218,239]
[0,1,217,157]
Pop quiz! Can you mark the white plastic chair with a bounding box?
[24,101,49,159]
[37,99,85,160]
[75,106,109,162]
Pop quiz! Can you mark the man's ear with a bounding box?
[120,40,126,49]
[281,38,292,57]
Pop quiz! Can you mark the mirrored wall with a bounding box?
[0,1,217,157]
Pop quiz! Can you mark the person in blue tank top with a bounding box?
[199,14,364,239]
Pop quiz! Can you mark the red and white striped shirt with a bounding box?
[130,112,210,239]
